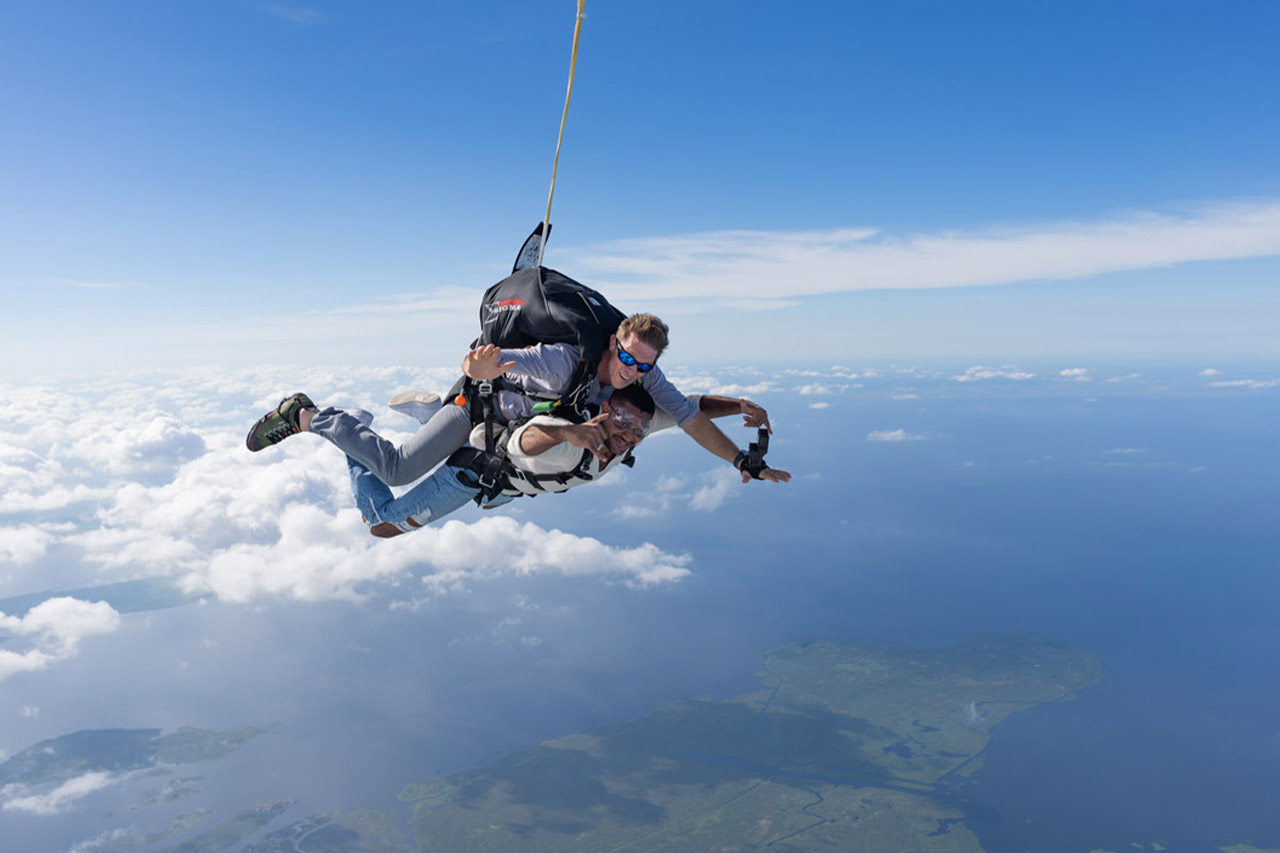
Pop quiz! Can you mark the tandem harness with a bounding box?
[446,394,634,505]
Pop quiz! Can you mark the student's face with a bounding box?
[605,333,659,389]
[602,400,652,457]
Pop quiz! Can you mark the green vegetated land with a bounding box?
[0,726,265,788]
[398,634,1105,852]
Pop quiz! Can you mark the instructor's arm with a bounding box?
[681,412,790,483]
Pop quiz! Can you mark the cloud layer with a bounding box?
[0,368,697,602]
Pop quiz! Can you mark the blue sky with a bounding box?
[2,0,1278,375]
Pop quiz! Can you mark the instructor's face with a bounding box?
[605,333,658,389]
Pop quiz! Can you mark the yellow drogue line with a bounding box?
[537,0,587,267]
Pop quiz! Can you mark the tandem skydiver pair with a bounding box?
[245,256,789,538]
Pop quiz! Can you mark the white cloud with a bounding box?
[192,511,693,602]
[2,771,116,816]
[0,598,122,682]
[689,468,740,512]
[796,383,847,396]
[1208,378,1279,389]
[953,366,1035,382]
[867,429,927,442]
[1106,373,1142,383]
[809,402,830,410]
[21,705,39,718]
[892,393,920,400]
[611,504,666,520]
[1105,448,1149,454]
[1060,368,1092,382]
[0,525,54,565]
[68,827,145,853]
[71,413,206,479]
[657,475,688,491]
[568,199,1280,303]
[0,443,106,513]
[1199,368,1222,376]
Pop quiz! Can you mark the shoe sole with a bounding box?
[389,391,443,424]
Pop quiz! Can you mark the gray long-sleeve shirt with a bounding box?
[497,343,698,426]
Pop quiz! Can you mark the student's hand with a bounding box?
[561,412,611,463]
[463,344,517,380]
[739,398,772,433]
[742,466,791,484]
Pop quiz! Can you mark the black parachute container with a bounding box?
[471,263,627,418]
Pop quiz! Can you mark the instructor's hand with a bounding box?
[463,344,517,381]
[742,466,791,484]
[738,398,772,433]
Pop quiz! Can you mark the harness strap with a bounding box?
[448,443,601,504]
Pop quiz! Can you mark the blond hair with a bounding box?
[617,313,670,356]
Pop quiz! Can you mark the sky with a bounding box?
[1,0,1278,376]
[1,6,1279,841]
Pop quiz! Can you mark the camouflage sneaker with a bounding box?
[245,393,316,452]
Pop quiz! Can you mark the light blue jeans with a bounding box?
[347,455,513,535]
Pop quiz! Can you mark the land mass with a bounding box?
[398,633,1105,851]
[0,726,265,789]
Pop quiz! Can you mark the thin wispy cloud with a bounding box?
[688,468,740,512]
[567,199,1280,303]
[1208,378,1279,389]
[867,429,927,442]
[953,366,1035,382]
[261,4,327,25]
[65,279,153,290]
[2,771,117,816]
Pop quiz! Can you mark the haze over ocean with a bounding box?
[2,1,1278,850]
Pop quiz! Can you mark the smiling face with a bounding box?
[600,333,659,389]
[600,398,652,458]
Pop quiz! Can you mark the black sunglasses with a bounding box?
[616,342,655,373]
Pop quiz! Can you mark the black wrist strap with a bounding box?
[734,449,766,480]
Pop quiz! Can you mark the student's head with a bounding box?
[600,384,656,457]
[601,313,669,389]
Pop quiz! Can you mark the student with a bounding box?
[344,385,789,537]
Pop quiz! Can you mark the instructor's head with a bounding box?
[600,313,669,389]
